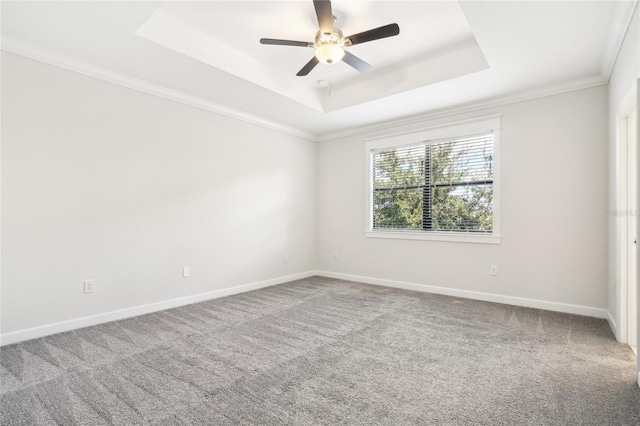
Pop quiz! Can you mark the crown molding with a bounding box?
[317,74,607,142]
[1,37,318,142]
[319,1,638,143]
[2,21,625,145]
[600,0,638,82]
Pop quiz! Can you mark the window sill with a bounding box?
[365,230,501,244]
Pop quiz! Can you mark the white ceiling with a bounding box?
[135,1,487,113]
[1,1,637,140]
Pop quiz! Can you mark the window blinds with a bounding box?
[371,132,494,232]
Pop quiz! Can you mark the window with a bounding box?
[365,116,500,243]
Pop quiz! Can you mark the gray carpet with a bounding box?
[1,277,638,425]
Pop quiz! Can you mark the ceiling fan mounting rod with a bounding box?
[320,15,338,37]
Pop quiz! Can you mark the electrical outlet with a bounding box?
[490,265,498,276]
[84,279,95,294]
[183,267,190,278]
[333,252,339,261]
[283,254,289,264]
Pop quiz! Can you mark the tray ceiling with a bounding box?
[1,1,635,139]
[136,1,488,112]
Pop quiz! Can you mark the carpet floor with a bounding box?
[1,277,638,425]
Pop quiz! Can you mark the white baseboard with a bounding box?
[316,270,610,319]
[607,310,619,340]
[1,270,614,346]
[0,271,316,347]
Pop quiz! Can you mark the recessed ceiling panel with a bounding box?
[135,1,487,112]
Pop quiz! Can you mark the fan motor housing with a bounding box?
[315,29,346,47]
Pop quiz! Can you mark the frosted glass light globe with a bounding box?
[315,43,345,64]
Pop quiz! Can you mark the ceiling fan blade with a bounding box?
[297,57,320,76]
[342,51,372,73]
[260,38,313,47]
[346,23,400,46]
[313,0,334,34]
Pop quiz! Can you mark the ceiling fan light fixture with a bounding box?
[315,43,345,64]
[259,0,400,76]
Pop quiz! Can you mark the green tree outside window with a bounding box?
[372,133,493,232]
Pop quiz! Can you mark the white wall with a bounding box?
[318,86,609,310]
[0,40,620,341]
[607,6,639,337]
[1,52,317,336]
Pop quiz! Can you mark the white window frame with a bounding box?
[365,115,501,244]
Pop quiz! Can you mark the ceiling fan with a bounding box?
[260,0,400,76]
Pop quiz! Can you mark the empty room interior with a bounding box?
[1,0,640,424]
